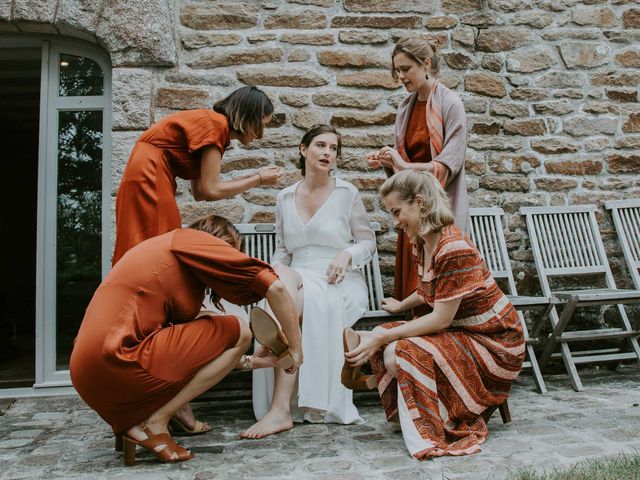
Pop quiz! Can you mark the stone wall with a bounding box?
[3,0,640,297]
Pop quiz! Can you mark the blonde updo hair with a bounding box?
[379,170,453,238]
[391,34,440,81]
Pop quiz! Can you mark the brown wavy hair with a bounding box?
[213,86,274,139]
[188,214,242,311]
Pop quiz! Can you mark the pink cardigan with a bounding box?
[394,83,470,233]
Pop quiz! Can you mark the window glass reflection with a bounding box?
[56,110,102,369]
[59,54,103,96]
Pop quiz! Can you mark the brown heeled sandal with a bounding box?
[121,424,194,466]
[250,306,294,370]
[341,328,377,390]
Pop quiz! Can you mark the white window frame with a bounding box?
[0,36,112,388]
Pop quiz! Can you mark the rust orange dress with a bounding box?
[394,100,432,316]
[70,228,277,435]
[112,110,230,265]
[372,225,524,459]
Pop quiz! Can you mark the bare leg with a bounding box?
[126,317,252,443]
[241,264,303,439]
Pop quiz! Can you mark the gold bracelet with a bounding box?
[256,172,262,187]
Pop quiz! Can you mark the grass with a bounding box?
[508,452,640,480]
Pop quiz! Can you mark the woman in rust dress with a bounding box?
[344,171,523,460]
[367,35,469,315]
[112,85,282,266]
[70,215,302,465]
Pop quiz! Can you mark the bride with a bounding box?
[241,124,375,438]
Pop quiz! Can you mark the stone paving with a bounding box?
[1,368,639,480]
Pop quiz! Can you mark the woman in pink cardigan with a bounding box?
[367,34,470,311]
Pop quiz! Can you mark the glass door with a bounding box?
[35,41,111,386]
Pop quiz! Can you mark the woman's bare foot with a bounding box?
[172,403,211,433]
[239,408,293,439]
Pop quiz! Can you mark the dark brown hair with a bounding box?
[188,214,242,311]
[298,124,342,176]
[213,86,274,139]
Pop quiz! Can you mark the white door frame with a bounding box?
[0,36,112,388]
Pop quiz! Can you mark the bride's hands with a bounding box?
[327,251,351,284]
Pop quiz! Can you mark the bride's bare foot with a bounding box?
[240,409,293,439]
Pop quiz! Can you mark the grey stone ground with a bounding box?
[1,369,639,480]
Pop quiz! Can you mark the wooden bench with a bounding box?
[236,221,397,326]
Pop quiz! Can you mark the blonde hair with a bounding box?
[188,214,242,311]
[379,170,453,236]
[391,34,440,81]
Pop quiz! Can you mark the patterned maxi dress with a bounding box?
[371,225,524,459]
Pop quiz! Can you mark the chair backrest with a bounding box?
[235,222,385,312]
[605,199,640,290]
[469,207,519,296]
[521,205,617,294]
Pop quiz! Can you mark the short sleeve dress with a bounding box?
[112,110,230,265]
[371,225,524,460]
[70,228,277,434]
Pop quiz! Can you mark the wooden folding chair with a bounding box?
[605,199,640,290]
[470,208,550,394]
[521,205,640,391]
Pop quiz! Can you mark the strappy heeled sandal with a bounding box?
[250,306,294,370]
[121,424,194,466]
[341,328,377,390]
[168,417,211,436]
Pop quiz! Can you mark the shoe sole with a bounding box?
[250,307,294,370]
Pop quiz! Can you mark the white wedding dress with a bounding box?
[252,178,375,424]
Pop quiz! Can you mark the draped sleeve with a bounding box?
[271,193,293,267]
[184,110,230,154]
[433,92,467,187]
[171,229,278,305]
[344,192,375,268]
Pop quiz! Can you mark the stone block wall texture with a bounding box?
[3,0,640,302]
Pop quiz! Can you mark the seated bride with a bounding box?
[241,124,375,438]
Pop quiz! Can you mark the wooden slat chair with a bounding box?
[235,221,396,324]
[521,205,640,391]
[605,199,640,290]
[469,207,550,394]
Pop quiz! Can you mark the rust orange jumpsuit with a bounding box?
[112,110,229,265]
[70,228,277,435]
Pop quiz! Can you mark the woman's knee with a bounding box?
[383,342,398,376]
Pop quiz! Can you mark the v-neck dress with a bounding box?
[252,178,376,424]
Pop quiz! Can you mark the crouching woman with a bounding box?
[344,170,523,460]
[70,215,301,466]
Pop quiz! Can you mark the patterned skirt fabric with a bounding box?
[371,315,524,460]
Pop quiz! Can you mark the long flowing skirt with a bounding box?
[372,318,524,459]
[252,262,368,424]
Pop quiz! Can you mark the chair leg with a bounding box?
[499,400,511,424]
[526,343,548,394]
